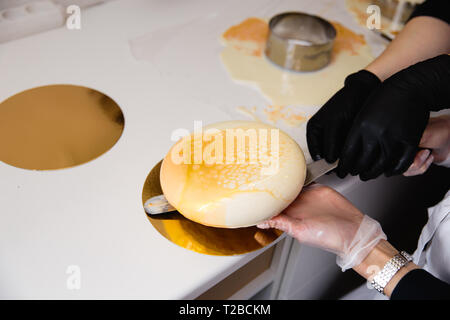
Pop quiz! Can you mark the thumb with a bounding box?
[257,214,305,240]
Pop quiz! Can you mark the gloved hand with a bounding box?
[257,184,386,271]
[338,54,450,180]
[404,114,450,176]
[307,70,381,163]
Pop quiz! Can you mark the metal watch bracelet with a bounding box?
[371,251,413,294]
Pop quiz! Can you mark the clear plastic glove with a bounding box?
[404,114,450,176]
[257,184,386,271]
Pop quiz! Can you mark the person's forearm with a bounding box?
[353,240,420,298]
[365,16,450,81]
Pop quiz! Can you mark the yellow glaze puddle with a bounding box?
[220,17,374,107]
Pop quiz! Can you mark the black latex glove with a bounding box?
[307,70,381,163]
[338,54,450,181]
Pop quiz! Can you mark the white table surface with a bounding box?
[0,0,383,299]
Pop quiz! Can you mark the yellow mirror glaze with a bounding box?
[160,121,306,228]
[142,160,283,256]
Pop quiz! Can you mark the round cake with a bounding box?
[160,121,306,228]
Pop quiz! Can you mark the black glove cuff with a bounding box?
[344,70,381,88]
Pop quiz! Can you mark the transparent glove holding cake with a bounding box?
[258,184,387,271]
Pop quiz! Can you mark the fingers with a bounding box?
[257,214,304,240]
[358,144,417,179]
[339,124,423,180]
[385,145,418,176]
[354,140,379,176]
[422,155,434,172]
[403,149,433,177]
[337,129,361,178]
[323,122,344,163]
[306,120,323,161]
[359,155,387,181]
[308,118,349,164]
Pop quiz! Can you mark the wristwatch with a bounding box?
[371,251,413,294]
